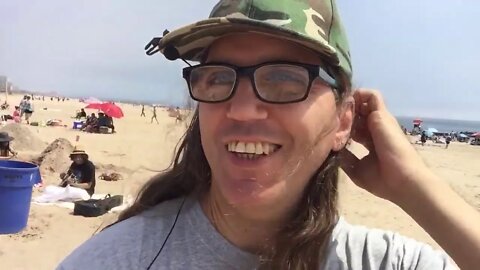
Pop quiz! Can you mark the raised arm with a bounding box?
[341,89,480,270]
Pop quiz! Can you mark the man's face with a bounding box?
[199,33,352,212]
[73,155,85,164]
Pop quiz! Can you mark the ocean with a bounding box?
[396,117,480,133]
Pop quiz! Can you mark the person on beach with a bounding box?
[106,115,116,133]
[82,113,98,132]
[23,96,34,124]
[151,106,159,124]
[445,135,452,149]
[59,1,480,269]
[421,131,428,146]
[76,108,87,119]
[59,146,96,197]
[19,95,28,117]
[12,106,21,123]
[0,132,17,157]
[1,106,21,123]
[141,105,146,117]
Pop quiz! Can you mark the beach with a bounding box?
[0,94,479,270]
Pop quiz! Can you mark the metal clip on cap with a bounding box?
[144,29,180,60]
[145,37,162,56]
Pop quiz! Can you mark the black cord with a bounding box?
[146,197,187,270]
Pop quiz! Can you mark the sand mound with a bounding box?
[1,123,46,151]
[34,138,74,174]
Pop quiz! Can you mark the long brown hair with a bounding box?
[117,73,350,269]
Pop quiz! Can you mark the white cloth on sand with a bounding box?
[32,185,90,203]
[32,187,134,214]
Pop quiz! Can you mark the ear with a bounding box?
[332,95,354,151]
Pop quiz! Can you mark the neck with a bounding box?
[201,186,297,254]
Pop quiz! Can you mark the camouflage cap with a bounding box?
[151,0,352,79]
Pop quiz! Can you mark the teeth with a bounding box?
[246,143,256,154]
[255,142,263,155]
[235,142,246,153]
[262,143,270,155]
[227,141,279,156]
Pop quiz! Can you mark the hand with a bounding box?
[340,89,431,203]
[66,179,76,186]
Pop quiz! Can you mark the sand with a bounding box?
[1,123,46,152]
[0,94,479,269]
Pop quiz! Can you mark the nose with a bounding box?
[226,77,268,121]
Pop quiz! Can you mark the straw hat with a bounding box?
[70,145,88,158]
[0,132,14,142]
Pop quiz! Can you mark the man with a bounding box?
[59,146,96,197]
[446,135,452,149]
[82,113,98,132]
[18,95,28,117]
[151,106,159,124]
[96,112,107,127]
[59,1,479,269]
[23,96,34,124]
[421,130,428,146]
[76,108,87,119]
[140,105,146,117]
[0,132,16,157]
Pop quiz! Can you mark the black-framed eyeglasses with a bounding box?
[182,61,338,104]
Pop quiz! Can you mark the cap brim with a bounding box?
[158,17,340,66]
[70,152,87,156]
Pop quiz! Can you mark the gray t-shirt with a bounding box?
[58,197,455,270]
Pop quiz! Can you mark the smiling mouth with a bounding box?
[225,141,282,160]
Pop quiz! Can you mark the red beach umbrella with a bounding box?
[86,102,124,118]
[413,118,423,125]
[100,103,124,118]
[85,103,104,110]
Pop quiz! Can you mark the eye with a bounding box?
[207,71,235,85]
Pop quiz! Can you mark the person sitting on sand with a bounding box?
[76,109,87,119]
[96,112,107,127]
[59,146,96,197]
[105,115,115,133]
[12,106,21,123]
[0,132,17,157]
[1,106,21,123]
[82,113,98,132]
[95,113,115,133]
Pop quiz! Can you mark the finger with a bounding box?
[353,89,386,115]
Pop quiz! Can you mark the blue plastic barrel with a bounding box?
[0,160,41,234]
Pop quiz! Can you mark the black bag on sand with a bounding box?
[73,194,123,217]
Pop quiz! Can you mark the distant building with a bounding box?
[0,75,7,92]
[0,76,14,94]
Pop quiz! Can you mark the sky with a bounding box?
[0,0,479,120]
